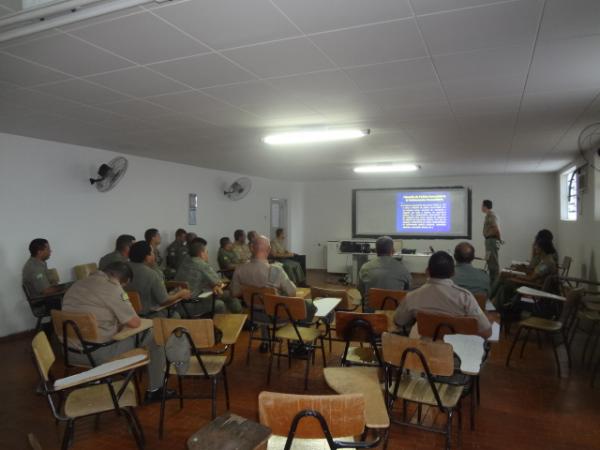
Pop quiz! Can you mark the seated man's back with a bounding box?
[451,242,489,295]
[359,256,411,291]
[127,262,168,315]
[231,259,296,297]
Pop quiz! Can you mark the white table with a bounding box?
[443,334,485,376]
[517,286,566,302]
[313,297,342,318]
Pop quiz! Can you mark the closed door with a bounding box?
[270,198,288,240]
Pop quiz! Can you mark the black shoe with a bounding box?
[289,342,309,358]
[259,342,269,353]
[144,388,177,404]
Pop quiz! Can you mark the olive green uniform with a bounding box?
[22,257,52,297]
[175,256,242,316]
[394,278,491,335]
[483,210,501,284]
[218,248,239,271]
[452,262,490,295]
[62,271,165,391]
[270,238,305,285]
[166,240,188,272]
[126,262,169,316]
[358,256,411,306]
[98,250,127,271]
[232,242,251,264]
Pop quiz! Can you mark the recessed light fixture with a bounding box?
[263,128,369,145]
[353,163,420,173]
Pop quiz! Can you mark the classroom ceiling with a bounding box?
[1,0,600,180]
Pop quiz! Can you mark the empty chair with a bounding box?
[336,311,388,367]
[258,391,381,450]
[311,286,359,350]
[73,263,98,280]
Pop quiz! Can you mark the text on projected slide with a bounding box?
[396,192,451,233]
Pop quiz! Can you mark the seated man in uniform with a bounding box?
[99,234,135,271]
[359,236,411,310]
[126,241,191,316]
[452,242,490,296]
[62,262,172,402]
[232,229,251,263]
[165,228,188,279]
[144,228,164,278]
[231,235,316,352]
[217,237,240,272]
[22,238,69,299]
[175,240,241,317]
[394,251,491,338]
[270,228,306,286]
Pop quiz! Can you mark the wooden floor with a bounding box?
[3,270,600,450]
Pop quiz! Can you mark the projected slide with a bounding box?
[396,192,451,233]
[353,186,471,239]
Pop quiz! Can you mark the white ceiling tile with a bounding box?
[71,12,210,64]
[364,83,446,106]
[411,0,509,15]
[0,0,20,12]
[273,0,412,34]
[59,6,144,32]
[451,95,521,115]
[155,0,300,50]
[442,75,526,101]
[310,20,427,67]
[5,33,133,76]
[417,0,543,55]
[97,99,173,120]
[0,52,69,86]
[539,0,600,42]
[148,53,256,88]
[85,67,188,98]
[345,58,437,91]
[147,91,231,116]
[33,79,129,104]
[268,70,359,102]
[527,35,600,92]
[202,80,284,107]
[0,88,83,115]
[195,105,261,127]
[222,38,335,78]
[145,113,216,130]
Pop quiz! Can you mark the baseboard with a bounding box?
[0,329,35,343]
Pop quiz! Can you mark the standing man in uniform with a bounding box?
[176,240,242,316]
[165,228,188,279]
[22,238,66,298]
[232,229,251,263]
[481,199,501,284]
[358,236,411,309]
[144,228,164,279]
[62,262,172,402]
[99,234,135,271]
[126,241,191,316]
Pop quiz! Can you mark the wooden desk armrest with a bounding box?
[113,318,153,341]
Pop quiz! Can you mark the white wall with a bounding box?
[302,174,558,270]
[0,133,302,337]
[555,151,600,281]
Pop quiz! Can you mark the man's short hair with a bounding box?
[233,229,244,241]
[102,261,133,284]
[175,228,187,238]
[219,237,230,248]
[129,241,152,263]
[454,242,475,263]
[428,251,455,279]
[247,231,258,242]
[144,228,159,243]
[29,238,48,257]
[275,228,284,237]
[186,232,197,244]
[191,237,207,246]
[115,234,135,252]
[375,236,394,256]
[189,241,206,257]
[482,199,493,209]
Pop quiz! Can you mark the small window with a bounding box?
[560,167,578,221]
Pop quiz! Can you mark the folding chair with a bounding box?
[241,285,277,363]
[73,263,98,280]
[258,391,381,450]
[336,311,388,367]
[311,286,359,351]
[367,288,407,311]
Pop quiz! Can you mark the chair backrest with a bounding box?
[368,288,407,310]
[73,263,98,281]
[46,268,60,285]
[241,285,277,306]
[263,294,307,321]
[335,311,388,342]
[561,288,584,326]
[32,331,55,382]
[311,286,351,310]
[258,391,366,439]
[153,317,215,348]
[560,256,572,277]
[51,309,100,343]
[126,291,142,314]
[381,332,454,377]
[416,311,479,340]
[473,292,487,311]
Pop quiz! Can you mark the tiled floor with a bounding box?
[3,270,600,450]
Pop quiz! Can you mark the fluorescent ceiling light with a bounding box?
[263,128,369,145]
[353,163,420,173]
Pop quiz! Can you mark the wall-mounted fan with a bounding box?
[89,156,128,192]
[224,177,252,200]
